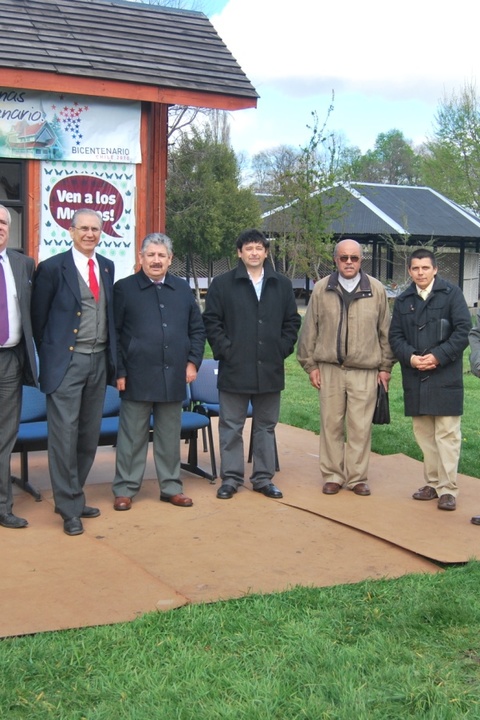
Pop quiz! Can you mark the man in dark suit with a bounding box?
[31,209,116,535]
[112,233,205,511]
[0,204,38,529]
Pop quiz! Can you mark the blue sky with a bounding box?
[205,0,479,163]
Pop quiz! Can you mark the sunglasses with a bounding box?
[338,255,360,262]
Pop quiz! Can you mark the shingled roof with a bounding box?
[0,0,258,105]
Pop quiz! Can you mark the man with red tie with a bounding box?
[32,209,117,535]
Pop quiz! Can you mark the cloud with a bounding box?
[212,0,479,104]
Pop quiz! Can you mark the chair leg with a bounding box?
[181,431,215,482]
[11,449,42,501]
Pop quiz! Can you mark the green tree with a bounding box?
[420,84,480,213]
[166,124,261,298]
[349,129,421,185]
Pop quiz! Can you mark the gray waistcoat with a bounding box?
[74,270,108,353]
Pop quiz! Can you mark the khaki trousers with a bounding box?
[319,363,378,488]
[412,415,461,497]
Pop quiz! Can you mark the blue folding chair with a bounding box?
[12,386,48,501]
[190,359,279,471]
[149,386,217,482]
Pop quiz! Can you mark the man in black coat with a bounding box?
[32,209,116,536]
[203,228,301,500]
[112,233,205,511]
[0,205,38,529]
[389,249,471,512]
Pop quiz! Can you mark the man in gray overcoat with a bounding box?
[389,249,471,512]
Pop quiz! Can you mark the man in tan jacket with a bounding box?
[297,239,394,496]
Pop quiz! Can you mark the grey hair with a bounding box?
[70,209,103,229]
[141,233,173,256]
[0,204,12,225]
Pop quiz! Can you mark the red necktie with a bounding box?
[0,257,9,345]
[88,258,100,303]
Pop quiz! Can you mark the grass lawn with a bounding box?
[280,350,480,480]
[1,349,480,719]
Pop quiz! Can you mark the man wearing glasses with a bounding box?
[298,239,394,496]
[32,209,116,535]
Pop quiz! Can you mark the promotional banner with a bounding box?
[0,89,141,163]
[40,160,136,280]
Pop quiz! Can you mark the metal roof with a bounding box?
[263,183,480,246]
[0,0,258,102]
[342,184,480,241]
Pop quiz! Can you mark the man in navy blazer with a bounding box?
[0,205,38,529]
[32,209,116,535]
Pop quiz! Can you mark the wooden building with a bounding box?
[0,0,258,277]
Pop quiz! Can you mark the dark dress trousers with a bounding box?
[31,249,116,519]
[0,250,37,515]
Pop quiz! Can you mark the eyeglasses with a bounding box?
[338,255,360,262]
[73,226,102,233]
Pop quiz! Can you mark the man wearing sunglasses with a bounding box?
[297,239,394,496]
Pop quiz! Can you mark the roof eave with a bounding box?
[1,67,259,111]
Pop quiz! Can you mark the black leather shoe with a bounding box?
[81,506,101,518]
[254,483,283,499]
[63,517,84,536]
[0,513,28,529]
[216,484,236,499]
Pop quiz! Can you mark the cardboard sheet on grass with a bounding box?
[2,429,441,638]
[275,424,480,565]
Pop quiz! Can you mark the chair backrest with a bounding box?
[190,359,219,405]
[102,385,121,417]
[20,386,47,423]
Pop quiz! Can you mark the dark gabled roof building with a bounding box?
[329,183,480,246]
[262,183,480,304]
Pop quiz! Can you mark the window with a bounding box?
[0,160,25,250]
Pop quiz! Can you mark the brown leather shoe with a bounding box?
[438,494,456,511]
[352,482,371,496]
[160,493,193,507]
[412,485,438,501]
[471,516,480,525]
[323,482,341,495]
[113,496,132,511]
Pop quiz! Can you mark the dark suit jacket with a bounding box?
[31,249,116,394]
[6,249,37,387]
[114,270,205,402]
